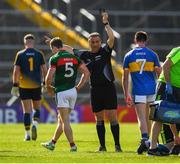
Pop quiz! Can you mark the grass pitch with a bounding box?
[0,123,179,163]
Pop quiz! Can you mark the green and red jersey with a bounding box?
[49,50,82,92]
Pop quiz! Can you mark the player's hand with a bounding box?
[44,35,51,45]
[101,11,109,24]
[166,82,173,94]
[125,94,133,107]
[41,82,46,94]
[75,86,80,92]
[46,85,55,97]
[11,87,19,97]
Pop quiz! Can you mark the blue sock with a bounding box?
[33,109,40,122]
[142,133,149,139]
[24,113,31,130]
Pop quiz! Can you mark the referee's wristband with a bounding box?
[13,83,19,87]
[103,22,109,26]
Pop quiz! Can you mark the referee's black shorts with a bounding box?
[157,82,180,144]
[19,87,41,101]
[90,83,117,113]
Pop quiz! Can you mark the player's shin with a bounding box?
[110,120,122,151]
[96,120,106,147]
[24,113,31,140]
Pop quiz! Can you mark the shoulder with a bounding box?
[145,47,157,54]
[124,49,134,58]
[34,48,45,56]
[17,49,26,55]
[49,54,58,62]
[144,47,159,59]
[168,47,180,57]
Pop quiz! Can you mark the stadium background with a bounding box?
[0,0,180,123]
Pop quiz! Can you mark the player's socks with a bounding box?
[32,120,38,128]
[24,113,31,131]
[25,130,30,137]
[24,130,30,141]
[51,139,56,145]
[142,133,149,139]
[32,109,40,123]
[70,142,75,147]
[96,120,105,147]
[110,121,122,151]
[70,142,77,152]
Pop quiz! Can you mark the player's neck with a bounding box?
[25,45,34,49]
[136,42,146,48]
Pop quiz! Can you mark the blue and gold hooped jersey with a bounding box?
[123,47,160,95]
[14,48,45,89]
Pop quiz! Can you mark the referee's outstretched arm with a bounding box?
[102,12,115,48]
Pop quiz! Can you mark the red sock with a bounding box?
[70,142,75,147]
[52,139,56,144]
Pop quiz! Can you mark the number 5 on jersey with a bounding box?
[65,62,74,77]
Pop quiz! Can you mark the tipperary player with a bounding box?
[122,31,161,154]
[11,34,47,141]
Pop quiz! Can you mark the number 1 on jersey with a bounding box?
[28,57,33,71]
[136,59,146,74]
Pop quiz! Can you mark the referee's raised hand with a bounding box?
[101,11,109,24]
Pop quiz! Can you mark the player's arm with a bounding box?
[76,63,90,92]
[122,69,133,106]
[162,58,173,83]
[41,64,48,82]
[101,12,115,49]
[45,67,55,97]
[44,35,74,54]
[11,65,20,96]
[12,65,20,85]
[154,66,162,78]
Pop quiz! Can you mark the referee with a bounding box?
[72,11,122,152]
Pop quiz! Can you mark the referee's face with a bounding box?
[89,36,101,53]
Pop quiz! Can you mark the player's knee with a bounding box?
[110,120,119,125]
[95,113,104,121]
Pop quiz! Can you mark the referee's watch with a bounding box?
[103,22,109,26]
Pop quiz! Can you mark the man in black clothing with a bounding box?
[72,11,121,152]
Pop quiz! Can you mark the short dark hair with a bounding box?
[134,31,148,42]
[50,37,63,49]
[24,34,35,40]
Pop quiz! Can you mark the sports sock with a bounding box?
[96,120,105,147]
[142,133,149,139]
[51,139,56,145]
[70,142,75,147]
[32,109,40,122]
[25,130,30,136]
[32,120,38,128]
[24,113,31,131]
[110,121,120,146]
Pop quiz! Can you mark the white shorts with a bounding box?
[56,87,77,110]
[133,94,156,103]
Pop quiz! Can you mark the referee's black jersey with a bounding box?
[74,44,115,87]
